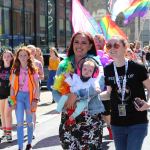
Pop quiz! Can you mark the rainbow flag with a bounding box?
[72,0,102,36]
[111,0,134,21]
[123,0,150,24]
[100,15,127,40]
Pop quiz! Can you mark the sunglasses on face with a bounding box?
[106,42,120,50]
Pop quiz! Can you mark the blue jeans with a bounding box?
[47,70,56,91]
[15,91,33,150]
[111,123,148,150]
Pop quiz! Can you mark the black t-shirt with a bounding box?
[0,66,11,99]
[104,60,148,126]
[146,52,150,62]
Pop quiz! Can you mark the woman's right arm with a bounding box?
[100,86,111,101]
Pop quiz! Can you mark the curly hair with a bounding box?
[12,46,36,75]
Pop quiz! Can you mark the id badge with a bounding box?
[118,104,126,116]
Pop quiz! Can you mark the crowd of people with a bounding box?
[0,31,150,150]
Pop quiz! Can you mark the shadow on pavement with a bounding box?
[0,139,17,149]
[43,110,59,115]
[33,135,60,149]
[0,136,29,149]
[38,102,51,107]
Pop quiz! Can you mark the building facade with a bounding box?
[0,0,149,54]
[0,0,72,53]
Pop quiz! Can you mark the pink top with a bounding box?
[19,67,39,92]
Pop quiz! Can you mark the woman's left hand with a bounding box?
[136,100,150,111]
[31,100,38,112]
[64,93,77,109]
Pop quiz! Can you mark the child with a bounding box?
[0,50,14,142]
[56,57,105,125]
[47,47,60,91]
[9,46,39,150]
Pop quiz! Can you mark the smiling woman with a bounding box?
[0,50,14,143]
[9,46,39,150]
[52,31,104,150]
[103,35,150,150]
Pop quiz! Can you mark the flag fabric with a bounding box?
[100,15,127,40]
[107,0,116,13]
[111,0,134,21]
[72,0,102,36]
[123,0,150,24]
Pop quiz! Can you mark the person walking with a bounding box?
[0,50,14,142]
[9,46,39,150]
[47,47,60,91]
[35,47,44,66]
[52,31,105,150]
[27,45,44,139]
[94,34,113,140]
[103,36,150,150]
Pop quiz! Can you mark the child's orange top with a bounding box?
[48,58,60,70]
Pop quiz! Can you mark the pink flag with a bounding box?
[72,0,102,36]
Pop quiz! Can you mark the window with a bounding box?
[24,0,34,44]
[13,0,23,47]
[36,0,48,49]
[0,6,11,47]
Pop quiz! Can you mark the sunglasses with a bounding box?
[106,42,120,50]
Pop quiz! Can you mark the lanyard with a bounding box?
[113,59,128,104]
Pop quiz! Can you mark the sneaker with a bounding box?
[51,99,55,104]
[0,135,6,142]
[6,135,12,143]
[32,132,36,139]
[32,134,35,139]
[1,135,6,140]
[25,144,32,150]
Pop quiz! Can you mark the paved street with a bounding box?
[0,89,150,150]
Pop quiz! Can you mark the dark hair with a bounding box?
[67,31,97,57]
[0,50,14,68]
